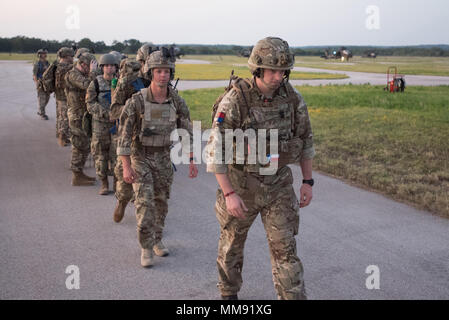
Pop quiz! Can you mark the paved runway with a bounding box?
[175,63,449,90]
[1,61,448,300]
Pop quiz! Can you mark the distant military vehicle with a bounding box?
[362,52,377,58]
[170,44,184,59]
[237,47,253,58]
[321,47,353,62]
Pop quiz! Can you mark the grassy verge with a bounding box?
[295,56,449,76]
[181,85,449,217]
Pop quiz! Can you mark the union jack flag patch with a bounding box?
[216,112,226,124]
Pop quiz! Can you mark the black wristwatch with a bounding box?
[303,179,314,187]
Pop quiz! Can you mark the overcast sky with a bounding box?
[1,0,448,46]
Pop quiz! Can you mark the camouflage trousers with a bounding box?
[68,112,90,173]
[131,149,173,249]
[215,165,306,300]
[37,88,50,115]
[91,120,117,180]
[56,99,69,139]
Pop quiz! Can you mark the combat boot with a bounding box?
[72,172,95,186]
[153,241,169,257]
[113,200,128,223]
[80,171,96,182]
[99,178,109,195]
[141,249,154,268]
[40,114,49,120]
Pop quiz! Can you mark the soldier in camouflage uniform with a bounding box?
[110,44,153,223]
[86,54,119,195]
[117,49,198,267]
[32,49,50,120]
[65,52,99,186]
[206,37,315,300]
[54,47,74,146]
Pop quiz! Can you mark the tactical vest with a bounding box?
[94,75,112,110]
[139,88,177,147]
[36,61,49,79]
[229,80,303,173]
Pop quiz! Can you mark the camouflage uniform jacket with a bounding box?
[64,66,96,118]
[117,86,193,156]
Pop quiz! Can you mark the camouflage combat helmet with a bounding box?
[37,49,48,56]
[74,48,90,59]
[57,47,74,58]
[136,44,150,63]
[99,53,118,66]
[78,52,96,65]
[136,43,156,63]
[120,58,141,75]
[143,50,175,74]
[248,37,295,73]
[109,51,127,64]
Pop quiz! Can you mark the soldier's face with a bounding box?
[152,68,170,87]
[80,62,90,74]
[40,53,47,60]
[103,64,116,76]
[261,69,285,90]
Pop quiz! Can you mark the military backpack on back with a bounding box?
[211,71,253,126]
[55,63,73,91]
[41,61,58,94]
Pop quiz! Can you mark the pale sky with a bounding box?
[1,0,448,46]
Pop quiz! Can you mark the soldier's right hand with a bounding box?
[123,166,137,184]
[225,194,248,219]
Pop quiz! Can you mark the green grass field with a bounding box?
[184,54,449,76]
[181,85,449,218]
[295,56,449,76]
[175,64,347,80]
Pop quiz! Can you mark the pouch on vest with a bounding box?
[279,137,304,166]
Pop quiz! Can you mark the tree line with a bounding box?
[1,36,448,57]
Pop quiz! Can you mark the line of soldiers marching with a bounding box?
[31,37,315,300]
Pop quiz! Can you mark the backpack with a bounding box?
[41,61,58,94]
[55,63,72,90]
[211,70,253,126]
